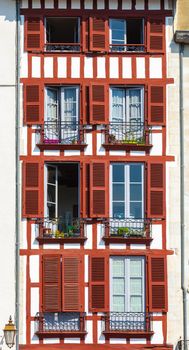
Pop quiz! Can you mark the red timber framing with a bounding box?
[19,1,174,349]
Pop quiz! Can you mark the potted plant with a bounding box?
[117,227,130,237]
[108,134,116,144]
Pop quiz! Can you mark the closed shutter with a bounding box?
[90,161,108,218]
[89,17,108,52]
[149,256,167,312]
[147,18,164,53]
[22,162,43,218]
[42,255,61,312]
[62,256,83,311]
[24,84,43,125]
[148,85,165,125]
[89,256,108,312]
[25,17,42,51]
[89,84,108,124]
[148,163,165,218]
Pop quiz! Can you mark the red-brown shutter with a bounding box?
[89,84,108,124]
[89,256,108,312]
[62,256,83,311]
[147,18,164,52]
[90,161,108,218]
[24,84,43,125]
[89,17,108,52]
[25,17,42,51]
[149,256,167,312]
[148,163,165,218]
[42,255,61,312]
[22,162,43,218]
[148,85,165,125]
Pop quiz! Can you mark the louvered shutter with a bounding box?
[22,162,43,218]
[24,84,43,125]
[89,17,108,52]
[147,18,164,53]
[149,256,167,312]
[148,85,165,125]
[25,17,42,51]
[89,84,108,124]
[90,161,108,218]
[89,256,108,312]
[62,256,83,311]
[42,255,61,312]
[148,163,165,218]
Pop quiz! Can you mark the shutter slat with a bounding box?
[25,17,42,51]
[149,256,167,312]
[90,84,108,124]
[43,256,61,312]
[62,257,82,311]
[89,256,108,312]
[24,84,42,124]
[90,162,108,217]
[147,18,164,53]
[148,163,164,218]
[23,162,42,218]
[89,18,107,52]
[148,86,165,125]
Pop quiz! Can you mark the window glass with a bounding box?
[112,88,125,122]
[130,164,142,182]
[47,88,58,122]
[113,164,124,182]
[113,184,125,201]
[111,19,125,45]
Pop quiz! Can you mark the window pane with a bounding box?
[130,278,142,295]
[130,296,142,312]
[112,258,125,277]
[113,202,125,218]
[112,89,125,121]
[113,184,125,201]
[47,89,58,121]
[48,167,56,184]
[130,184,142,201]
[130,259,142,277]
[129,89,142,120]
[64,88,77,118]
[112,164,124,182]
[47,203,55,219]
[113,296,125,312]
[113,278,125,294]
[130,202,142,218]
[47,185,56,203]
[130,164,142,182]
[111,19,125,31]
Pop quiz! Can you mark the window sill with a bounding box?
[102,330,154,339]
[102,143,152,151]
[37,143,87,151]
[102,236,153,245]
[36,236,87,244]
[36,331,87,339]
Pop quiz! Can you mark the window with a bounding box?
[46,17,80,51]
[110,256,145,313]
[111,87,144,124]
[110,19,144,52]
[111,163,144,219]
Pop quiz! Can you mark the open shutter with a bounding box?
[42,255,61,312]
[22,162,43,218]
[89,84,108,124]
[62,256,83,312]
[148,163,165,218]
[24,84,43,125]
[149,256,167,312]
[90,161,108,218]
[89,256,108,312]
[89,17,108,52]
[147,18,164,53]
[148,85,165,125]
[25,17,42,51]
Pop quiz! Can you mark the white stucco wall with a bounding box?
[0,1,16,350]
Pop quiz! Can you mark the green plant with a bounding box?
[109,134,116,143]
[117,227,130,236]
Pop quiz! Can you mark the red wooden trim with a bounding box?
[37,144,87,151]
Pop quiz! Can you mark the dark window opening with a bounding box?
[127,19,144,45]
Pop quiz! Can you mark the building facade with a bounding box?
[14,0,188,350]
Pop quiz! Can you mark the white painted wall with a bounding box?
[0,2,16,349]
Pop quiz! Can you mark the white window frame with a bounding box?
[110,163,144,219]
[110,256,145,313]
[109,19,127,49]
[61,86,79,124]
[45,164,58,218]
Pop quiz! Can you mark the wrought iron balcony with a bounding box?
[45,43,81,52]
[103,122,152,150]
[36,217,87,244]
[37,122,87,150]
[35,312,87,339]
[102,312,153,339]
[103,218,152,244]
[177,340,189,350]
[110,44,145,52]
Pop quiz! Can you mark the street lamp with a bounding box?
[3,316,16,348]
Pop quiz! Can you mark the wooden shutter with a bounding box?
[148,85,165,125]
[24,84,43,125]
[62,256,82,311]
[25,17,42,51]
[42,255,61,312]
[89,256,108,312]
[90,161,108,218]
[149,256,167,312]
[147,18,164,52]
[148,163,165,218]
[22,162,43,218]
[89,17,108,52]
[89,84,108,124]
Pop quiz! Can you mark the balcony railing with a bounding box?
[103,218,152,244]
[35,312,86,338]
[103,122,151,150]
[37,122,86,149]
[177,340,189,350]
[103,312,153,338]
[110,44,145,52]
[45,43,81,52]
[36,217,87,243]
